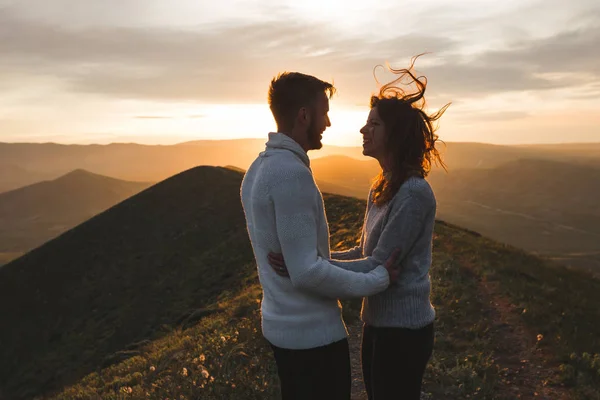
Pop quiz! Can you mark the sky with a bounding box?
[0,0,599,146]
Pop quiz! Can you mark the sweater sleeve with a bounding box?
[330,191,429,274]
[271,170,389,299]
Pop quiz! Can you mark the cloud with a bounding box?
[0,7,456,104]
[134,115,173,119]
[479,26,600,76]
[1,4,599,105]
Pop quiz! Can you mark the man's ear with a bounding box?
[298,107,310,125]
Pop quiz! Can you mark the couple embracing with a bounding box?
[241,57,449,400]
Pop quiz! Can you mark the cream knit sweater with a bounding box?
[241,132,390,350]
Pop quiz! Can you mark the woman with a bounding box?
[268,55,449,399]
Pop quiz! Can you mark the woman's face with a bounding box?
[360,107,387,162]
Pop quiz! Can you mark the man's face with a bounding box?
[305,92,331,151]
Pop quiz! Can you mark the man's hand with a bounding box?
[384,248,402,284]
[268,252,289,277]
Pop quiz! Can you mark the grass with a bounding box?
[1,170,599,399]
[433,221,600,399]
[51,266,280,400]
[0,167,254,399]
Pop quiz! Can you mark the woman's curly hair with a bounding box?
[370,54,450,205]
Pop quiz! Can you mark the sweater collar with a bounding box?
[265,132,310,167]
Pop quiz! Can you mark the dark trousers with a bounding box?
[270,338,351,400]
[362,323,434,400]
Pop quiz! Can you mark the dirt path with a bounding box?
[347,320,367,400]
[474,275,571,400]
[345,244,573,400]
[345,279,572,399]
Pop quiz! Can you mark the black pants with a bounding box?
[362,323,434,400]
[270,338,351,400]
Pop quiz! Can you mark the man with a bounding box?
[240,72,398,400]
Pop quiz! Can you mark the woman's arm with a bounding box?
[330,191,431,273]
[271,170,392,298]
[269,192,430,275]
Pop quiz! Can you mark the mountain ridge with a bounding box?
[0,169,153,264]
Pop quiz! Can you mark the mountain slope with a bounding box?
[0,162,55,194]
[0,169,152,260]
[0,166,253,399]
[0,169,599,399]
[429,159,600,271]
[37,195,600,400]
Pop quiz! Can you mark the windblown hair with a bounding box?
[268,72,336,133]
[370,54,450,205]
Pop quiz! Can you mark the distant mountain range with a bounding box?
[1,139,599,272]
[0,162,56,195]
[0,140,362,192]
[310,155,600,273]
[0,169,152,265]
[2,140,599,193]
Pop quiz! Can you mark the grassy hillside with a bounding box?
[0,169,152,264]
[0,166,253,399]
[1,168,599,399]
[45,194,600,400]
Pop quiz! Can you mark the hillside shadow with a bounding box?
[0,166,253,399]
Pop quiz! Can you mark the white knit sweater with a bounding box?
[240,132,390,350]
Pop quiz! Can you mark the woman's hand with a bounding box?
[268,252,289,277]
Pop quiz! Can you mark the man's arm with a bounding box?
[272,170,390,299]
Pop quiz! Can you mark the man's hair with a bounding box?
[268,72,336,132]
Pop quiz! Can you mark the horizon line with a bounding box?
[2,138,600,147]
